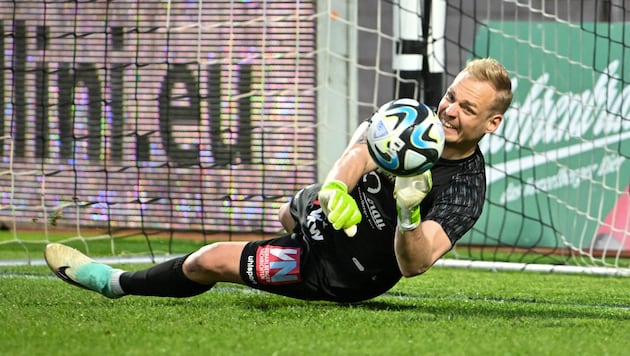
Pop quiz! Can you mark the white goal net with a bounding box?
[0,1,628,275]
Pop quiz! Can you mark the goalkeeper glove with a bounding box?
[318,180,361,237]
[394,170,432,231]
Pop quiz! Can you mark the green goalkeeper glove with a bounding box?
[318,180,361,237]
[394,170,432,231]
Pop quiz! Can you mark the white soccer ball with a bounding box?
[366,98,444,177]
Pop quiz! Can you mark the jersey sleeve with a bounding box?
[423,169,486,245]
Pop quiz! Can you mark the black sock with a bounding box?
[119,254,214,298]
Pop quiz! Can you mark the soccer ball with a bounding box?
[366,98,444,177]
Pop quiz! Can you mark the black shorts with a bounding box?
[239,185,401,303]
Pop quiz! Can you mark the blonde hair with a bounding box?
[463,58,513,115]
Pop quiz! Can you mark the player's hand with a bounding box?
[394,170,432,231]
[318,180,361,237]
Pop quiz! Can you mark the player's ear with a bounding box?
[485,113,503,134]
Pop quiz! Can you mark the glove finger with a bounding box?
[325,192,341,223]
[332,204,348,230]
[336,201,362,230]
[349,208,362,226]
[329,200,351,230]
[344,225,357,237]
[318,190,333,216]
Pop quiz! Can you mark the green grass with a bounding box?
[1,264,629,356]
[2,232,630,354]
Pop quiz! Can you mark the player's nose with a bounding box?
[444,102,458,117]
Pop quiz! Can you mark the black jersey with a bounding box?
[239,146,486,302]
[421,146,486,244]
[346,145,486,245]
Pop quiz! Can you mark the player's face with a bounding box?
[436,72,502,159]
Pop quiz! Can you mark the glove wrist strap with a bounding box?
[397,205,420,231]
[323,179,348,193]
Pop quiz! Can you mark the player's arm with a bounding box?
[393,172,452,276]
[279,122,376,236]
[317,121,377,236]
[394,220,452,277]
[323,121,378,190]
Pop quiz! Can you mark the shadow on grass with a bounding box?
[209,288,630,321]
[350,292,630,321]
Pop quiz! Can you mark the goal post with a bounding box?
[392,0,446,107]
[316,1,358,182]
[0,1,628,276]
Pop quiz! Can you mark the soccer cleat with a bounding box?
[44,243,122,299]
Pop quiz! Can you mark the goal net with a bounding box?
[441,0,630,275]
[0,0,320,262]
[0,1,628,275]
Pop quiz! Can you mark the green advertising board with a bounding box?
[467,21,630,251]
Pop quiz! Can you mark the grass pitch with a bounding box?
[1,263,629,356]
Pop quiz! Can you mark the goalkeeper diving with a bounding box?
[46,58,513,303]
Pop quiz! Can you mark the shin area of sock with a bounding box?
[119,254,213,297]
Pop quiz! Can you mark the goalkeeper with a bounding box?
[46,58,513,303]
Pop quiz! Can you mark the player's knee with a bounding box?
[278,203,295,232]
[183,244,231,280]
[182,242,245,284]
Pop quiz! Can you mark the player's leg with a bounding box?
[118,241,248,297]
[46,186,315,299]
[45,241,248,299]
[278,202,296,233]
[182,241,247,284]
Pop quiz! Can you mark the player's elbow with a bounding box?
[399,263,431,278]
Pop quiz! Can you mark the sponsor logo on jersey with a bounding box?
[306,204,325,241]
[256,246,301,285]
[363,171,382,194]
[360,171,387,230]
[365,196,386,230]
